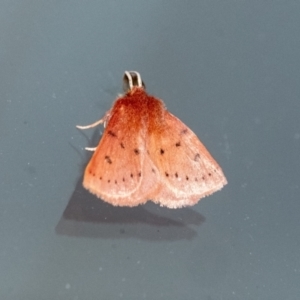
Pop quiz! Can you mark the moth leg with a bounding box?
[76,110,111,130]
[77,122,102,150]
[77,111,111,151]
[76,118,104,130]
[84,147,97,151]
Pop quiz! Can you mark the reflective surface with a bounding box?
[1,1,299,299]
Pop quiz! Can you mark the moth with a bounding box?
[77,71,227,208]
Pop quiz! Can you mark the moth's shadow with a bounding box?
[56,176,205,241]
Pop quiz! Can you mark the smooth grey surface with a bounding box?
[1,1,299,299]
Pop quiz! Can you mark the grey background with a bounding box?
[1,1,299,299]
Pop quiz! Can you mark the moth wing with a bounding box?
[83,106,157,207]
[147,111,227,208]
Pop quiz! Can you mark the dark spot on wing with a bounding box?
[175,142,181,147]
[108,130,117,137]
[175,172,178,178]
[181,128,188,135]
[160,149,165,155]
[120,142,125,149]
[186,176,189,180]
[134,148,140,155]
[194,153,200,161]
[165,172,169,177]
[104,155,112,164]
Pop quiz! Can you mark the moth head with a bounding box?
[123,71,146,93]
